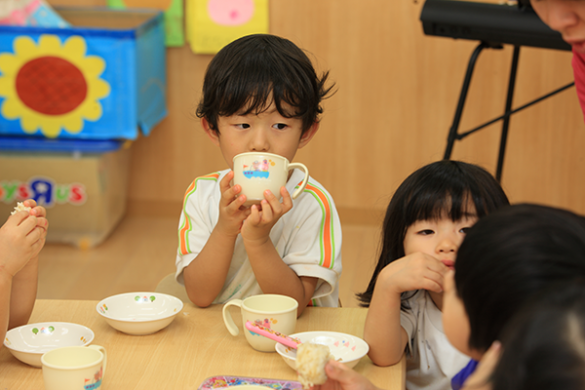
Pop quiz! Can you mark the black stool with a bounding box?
[420,0,573,182]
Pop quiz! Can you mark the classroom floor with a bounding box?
[37,215,381,308]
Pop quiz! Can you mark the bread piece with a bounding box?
[296,343,333,389]
[11,202,31,215]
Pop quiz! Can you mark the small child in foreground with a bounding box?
[0,199,48,349]
[462,282,585,390]
[444,203,585,389]
[313,204,585,390]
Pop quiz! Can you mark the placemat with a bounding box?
[198,375,303,390]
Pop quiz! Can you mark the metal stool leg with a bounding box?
[495,45,520,182]
[444,42,488,160]
[443,42,572,181]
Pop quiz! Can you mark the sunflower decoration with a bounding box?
[0,34,110,138]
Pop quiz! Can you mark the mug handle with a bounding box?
[288,163,309,199]
[87,345,106,378]
[222,299,243,336]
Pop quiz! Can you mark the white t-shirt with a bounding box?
[400,290,471,390]
[175,169,342,307]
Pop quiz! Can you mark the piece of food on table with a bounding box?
[11,202,31,215]
[296,343,333,389]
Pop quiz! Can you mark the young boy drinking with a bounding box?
[174,34,342,315]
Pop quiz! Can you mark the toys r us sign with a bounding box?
[0,178,86,206]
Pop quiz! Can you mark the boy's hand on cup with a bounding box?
[240,187,293,244]
[216,172,252,237]
[378,252,449,295]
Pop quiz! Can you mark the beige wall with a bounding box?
[50,0,585,223]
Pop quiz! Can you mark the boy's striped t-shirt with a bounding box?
[175,168,343,307]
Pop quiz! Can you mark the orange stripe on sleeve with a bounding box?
[178,173,220,255]
[303,182,335,269]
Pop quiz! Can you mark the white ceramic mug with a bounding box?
[232,152,309,206]
[42,345,106,390]
[222,294,298,352]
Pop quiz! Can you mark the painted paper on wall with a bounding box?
[186,0,268,54]
[107,0,185,47]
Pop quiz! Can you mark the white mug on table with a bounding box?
[222,294,298,352]
[42,345,106,390]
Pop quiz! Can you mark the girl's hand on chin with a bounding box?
[379,252,448,295]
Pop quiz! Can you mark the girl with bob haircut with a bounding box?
[357,160,509,390]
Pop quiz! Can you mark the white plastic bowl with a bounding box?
[3,322,94,367]
[96,292,183,335]
[275,331,369,370]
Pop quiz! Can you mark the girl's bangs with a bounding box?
[405,187,475,225]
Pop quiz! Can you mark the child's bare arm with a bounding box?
[364,253,448,366]
[0,258,38,348]
[9,200,47,329]
[245,235,318,316]
[183,229,239,307]
[240,187,317,315]
[183,172,251,307]
[0,199,47,347]
[0,272,12,350]
[9,255,38,329]
[364,277,409,366]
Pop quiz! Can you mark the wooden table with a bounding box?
[0,300,405,389]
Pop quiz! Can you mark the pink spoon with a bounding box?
[245,321,302,349]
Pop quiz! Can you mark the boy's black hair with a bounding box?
[356,160,509,307]
[196,34,334,134]
[455,204,585,352]
[491,283,585,390]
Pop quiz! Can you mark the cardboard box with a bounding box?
[0,7,167,140]
[0,138,130,248]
